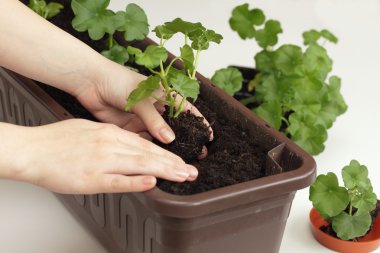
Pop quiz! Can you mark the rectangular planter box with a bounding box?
[0,38,316,253]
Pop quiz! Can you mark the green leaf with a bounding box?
[342,160,372,190]
[28,0,46,17]
[101,43,129,65]
[273,45,304,76]
[45,2,64,19]
[180,45,195,73]
[189,28,223,50]
[134,45,168,69]
[211,67,243,96]
[313,76,347,128]
[352,190,377,215]
[254,101,282,129]
[169,72,200,100]
[126,46,142,56]
[124,76,161,111]
[229,4,265,39]
[304,44,332,81]
[303,29,321,45]
[255,74,281,102]
[309,172,349,217]
[255,20,282,48]
[114,3,149,41]
[153,25,175,40]
[255,50,275,73]
[287,110,328,155]
[321,29,338,44]
[332,212,372,240]
[164,18,203,36]
[71,0,116,40]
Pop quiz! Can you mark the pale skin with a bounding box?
[0,0,212,194]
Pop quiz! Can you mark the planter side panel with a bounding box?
[0,68,58,125]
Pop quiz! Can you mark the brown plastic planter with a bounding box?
[0,38,316,253]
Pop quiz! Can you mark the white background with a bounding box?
[1,0,380,252]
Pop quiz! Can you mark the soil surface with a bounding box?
[320,200,380,241]
[21,0,271,195]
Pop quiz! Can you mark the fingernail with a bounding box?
[143,176,156,186]
[175,168,190,179]
[188,166,198,179]
[159,128,175,143]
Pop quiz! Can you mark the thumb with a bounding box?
[132,100,175,144]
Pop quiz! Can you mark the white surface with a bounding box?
[1,0,380,252]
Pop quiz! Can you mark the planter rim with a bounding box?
[309,208,380,253]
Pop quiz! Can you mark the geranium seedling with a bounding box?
[28,0,63,19]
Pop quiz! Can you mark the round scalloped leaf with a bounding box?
[229,4,265,39]
[153,25,175,40]
[180,45,195,73]
[71,0,116,40]
[352,190,377,215]
[332,212,372,240]
[211,67,243,96]
[342,160,372,190]
[101,43,129,65]
[273,45,303,76]
[304,44,332,81]
[303,29,321,45]
[189,29,223,50]
[164,18,203,36]
[134,45,168,69]
[115,3,149,41]
[309,172,349,217]
[255,20,282,48]
[169,72,199,100]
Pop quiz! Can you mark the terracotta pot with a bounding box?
[310,208,380,253]
[0,36,316,252]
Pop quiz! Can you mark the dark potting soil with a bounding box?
[21,0,269,195]
[320,200,380,241]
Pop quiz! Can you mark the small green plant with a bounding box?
[309,160,378,240]
[28,0,63,19]
[124,18,222,118]
[71,0,149,65]
[212,3,347,155]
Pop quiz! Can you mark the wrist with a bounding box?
[0,123,32,182]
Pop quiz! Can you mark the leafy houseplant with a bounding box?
[309,160,380,252]
[211,3,348,155]
[1,1,316,252]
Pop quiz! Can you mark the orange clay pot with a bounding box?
[310,208,380,253]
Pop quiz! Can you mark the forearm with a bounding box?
[0,0,106,95]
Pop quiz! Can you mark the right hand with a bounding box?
[2,119,198,194]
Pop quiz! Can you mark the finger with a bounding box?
[176,97,214,141]
[106,153,198,182]
[97,174,156,193]
[114,130,184,162]
[132,100,176,144]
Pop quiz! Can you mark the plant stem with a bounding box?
[191,50,201,79]
[164,57,181,76]
[107,34,114,49]
[174,97,187,118]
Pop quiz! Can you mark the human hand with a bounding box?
[0,120,198,194]
[73,60,213,146]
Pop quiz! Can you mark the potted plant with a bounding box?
[0,0,316,252]
[309,160,380,253]
[211,3,348,156]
